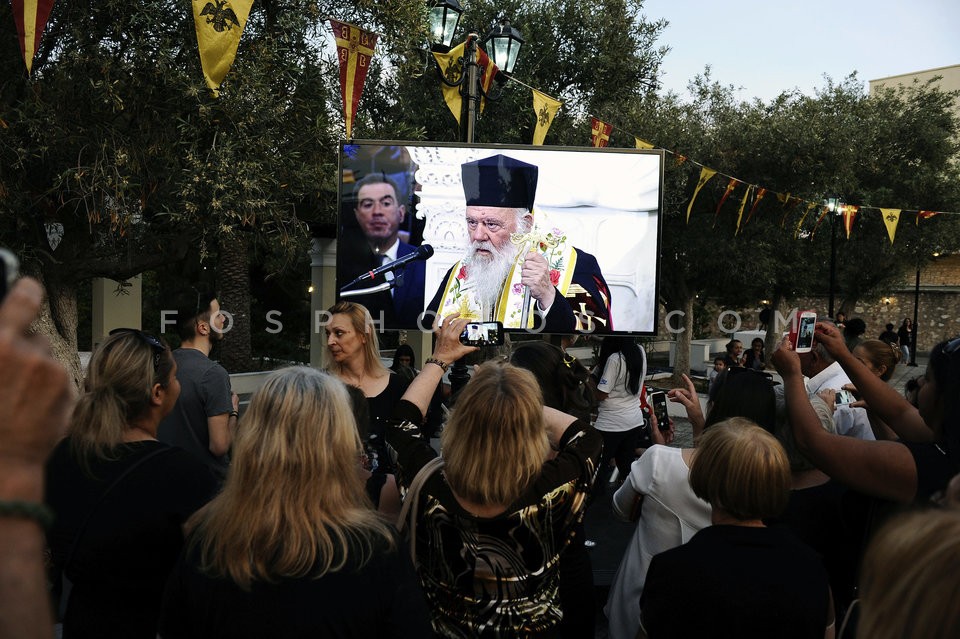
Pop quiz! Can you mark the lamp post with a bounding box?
[825,197,843,319]
[428,3,524,394]
[428,3,523,143]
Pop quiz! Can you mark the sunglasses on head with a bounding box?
[108,328,165,370]
[944,336,960,355]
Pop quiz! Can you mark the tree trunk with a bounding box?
[23,265,83,391]
[671,296,695,385]
[218,233,253,373]
[763,291,784,369]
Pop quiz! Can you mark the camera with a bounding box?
[459,321,504,347]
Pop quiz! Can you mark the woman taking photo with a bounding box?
[45,329,219,638]
[159,367,432,638]
[592,336,646,487]
[773,324,960,503]
[389,315,603,637]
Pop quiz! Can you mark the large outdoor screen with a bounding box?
[336,141,663,336]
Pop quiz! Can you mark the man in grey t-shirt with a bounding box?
[158,294,238,478]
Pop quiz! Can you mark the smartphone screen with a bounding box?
[459,321,504,346]
[796,314,816,351]
[0,249,18,302]
[650,391,670,432]
[835,389,856,406]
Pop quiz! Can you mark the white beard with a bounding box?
[462,240,520,317]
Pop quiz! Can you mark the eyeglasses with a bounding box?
[108,328,166,370]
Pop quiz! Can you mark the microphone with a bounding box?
[346,244,434,287]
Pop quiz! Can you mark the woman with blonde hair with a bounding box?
[323,301,410,497]
[388,315,603,637]
[159,366,431,637]
[45,329,219,638]
[639,418,833,638]
[855,508,960,639]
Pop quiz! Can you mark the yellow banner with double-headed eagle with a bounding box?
[193,0,252,94]
[532,89,562,146]
[329,19,378,139]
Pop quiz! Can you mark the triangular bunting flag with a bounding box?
[329,19,378,139]
[193,0,254,95]
[842,205,859,239]
[686,167,717,224]
[674,154,688,166]
[744,187,767,226]
[810,204,832,238]
[716,178,738,216]
[433,42,466,124]
[12,0,55,75]
[916,210,940,225]
[880,208,901,245]
[795,202,818,238]
[591,118,612,147]
[635,138,654,149]
[531,89,562,146]
[735,185,753,235]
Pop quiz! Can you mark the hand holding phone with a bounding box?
[835,389,857,406]
[789,310,817,353]
[650,390,670,432]
[459,321,504,347]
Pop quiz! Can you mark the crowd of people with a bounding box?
[2,277,959,638]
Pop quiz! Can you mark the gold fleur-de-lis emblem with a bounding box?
[538,104,550,126]
[886,213,898,222]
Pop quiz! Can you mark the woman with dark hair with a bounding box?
[159,367,431,637]
[511,341,597,638]
[744,337,766,371]
[45,330,219,638]
[773,324,960,503]
[897,318,913,363]
[592,336,646,486]
[390,343,418,383]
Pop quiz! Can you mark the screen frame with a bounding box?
[336,140,665,337]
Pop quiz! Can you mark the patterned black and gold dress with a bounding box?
[387,400,602,638]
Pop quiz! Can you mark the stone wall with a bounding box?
[654,254,960,354]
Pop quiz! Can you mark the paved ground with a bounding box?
[584,357,927,636]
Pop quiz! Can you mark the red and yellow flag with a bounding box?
[744,187,767,226]
[330,19,378,139]
[686,167,717,224]
[591,118,612,148]
[531,89,562,146]
[193,0,253,95]
[432,39,498,125]
[880,208,902,245]
[716,178,738,216]
[795,202,818,238]
[916,210,940,225]
[842,205,859,239]
[12,0,55,75]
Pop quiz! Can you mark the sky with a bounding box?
[640,0,960,102]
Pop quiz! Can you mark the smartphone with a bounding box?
[459,321,504,347]
[650,390,670,432]
[790,310,817,353]
[835,389,857,406]
[0,249,18,301]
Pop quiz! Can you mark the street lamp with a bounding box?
[825,196,843,319]
[427,2,523,143]
[428,0,463,51]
